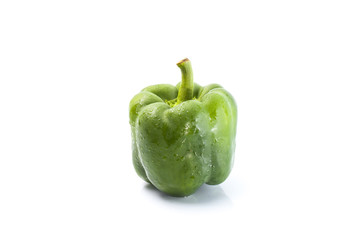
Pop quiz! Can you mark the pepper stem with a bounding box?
[176,58,194,105]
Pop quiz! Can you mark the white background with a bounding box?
[1,0,359,239]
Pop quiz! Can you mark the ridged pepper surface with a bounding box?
[129,58,237,197]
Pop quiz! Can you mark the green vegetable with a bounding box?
[129,58,237,197]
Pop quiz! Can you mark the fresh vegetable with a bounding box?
[129,58,237,197]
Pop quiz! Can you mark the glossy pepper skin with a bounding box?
[129,58,237,197]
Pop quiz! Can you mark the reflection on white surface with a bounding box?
[143,183,233,206]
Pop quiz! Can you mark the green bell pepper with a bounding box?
[129,58,237,197]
